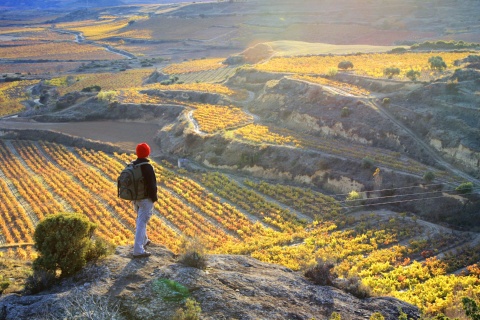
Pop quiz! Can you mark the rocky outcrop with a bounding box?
[0,245,420,320]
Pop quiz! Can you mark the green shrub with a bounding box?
[462,297,480,320]
[456,182,474,194]
[406,69,421,81]
[382,98,390,106]
[329,312,342,320]
[383,67,400,79]
[33,213,97,278]
[81,85,101,92]
[429,56,447,71]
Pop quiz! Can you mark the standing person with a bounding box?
[132,142,158,258]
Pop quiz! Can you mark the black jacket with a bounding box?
[133,158,158,202]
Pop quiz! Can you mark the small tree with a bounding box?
[383,67,401,79]
[33,213,97,278]
[429,56,447,71]
[338,60,354,70]
[406,69,421,81]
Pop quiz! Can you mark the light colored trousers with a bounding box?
[133,198,153,255]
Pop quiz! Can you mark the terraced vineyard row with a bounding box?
[0,139,479,315]
[229,124,459,183]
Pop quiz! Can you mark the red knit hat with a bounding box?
[136,142,150,158]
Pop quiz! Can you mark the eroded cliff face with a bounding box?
[430,139,480,175]
[250,77,428,162]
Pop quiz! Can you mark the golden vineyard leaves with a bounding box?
[0,140,479,315]
[232,124,301,146]
[0,80,39,116]
[256,51,473,79]
[190,103,253,133]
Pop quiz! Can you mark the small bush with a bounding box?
[0,276,10,295]
[462,297,480,320]
[24,269,57,294]
[81,85,101,92]
[173,298,202,320]
[97,90,117,102]
[456,182,474,194]
[85,238,115,263]
[429,56,447,71]
[338,60,354,70]
[327,67,338,77]
[330,312,342,320]
[335,276,371,299]
[382,98,390,106]
[383,67,400,79]
[423,171,435,183]
[406,69,421,81]
[177,238,207,270]
[33,213,97,278]
[341,107,351,117]
[370,312,385,320]
[304,258,337,286]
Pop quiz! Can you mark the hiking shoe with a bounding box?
[133,251,151,259]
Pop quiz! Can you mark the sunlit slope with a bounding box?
[0,139,479,315]
[267,40,402,56]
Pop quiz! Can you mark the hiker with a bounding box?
[132,142,158,258]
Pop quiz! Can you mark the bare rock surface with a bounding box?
[0,245,419,320]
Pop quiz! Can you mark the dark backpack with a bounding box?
[117,162,149,200]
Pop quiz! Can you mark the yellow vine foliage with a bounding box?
[232,124,301,146]
[256,52,472,79]
[0,80,38,116]
[190,103,253,133]
[145,82,236,96]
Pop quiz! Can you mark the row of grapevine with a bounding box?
[255,51,473,79]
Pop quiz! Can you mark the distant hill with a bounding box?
[0,0,209,10]
[0,0,124,9]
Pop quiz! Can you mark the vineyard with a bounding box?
[0,139,479,315]
[255,51,474,80]
[0,41,121,61]
[0,80,39,116]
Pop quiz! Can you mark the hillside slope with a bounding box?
[0,245,420,320]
